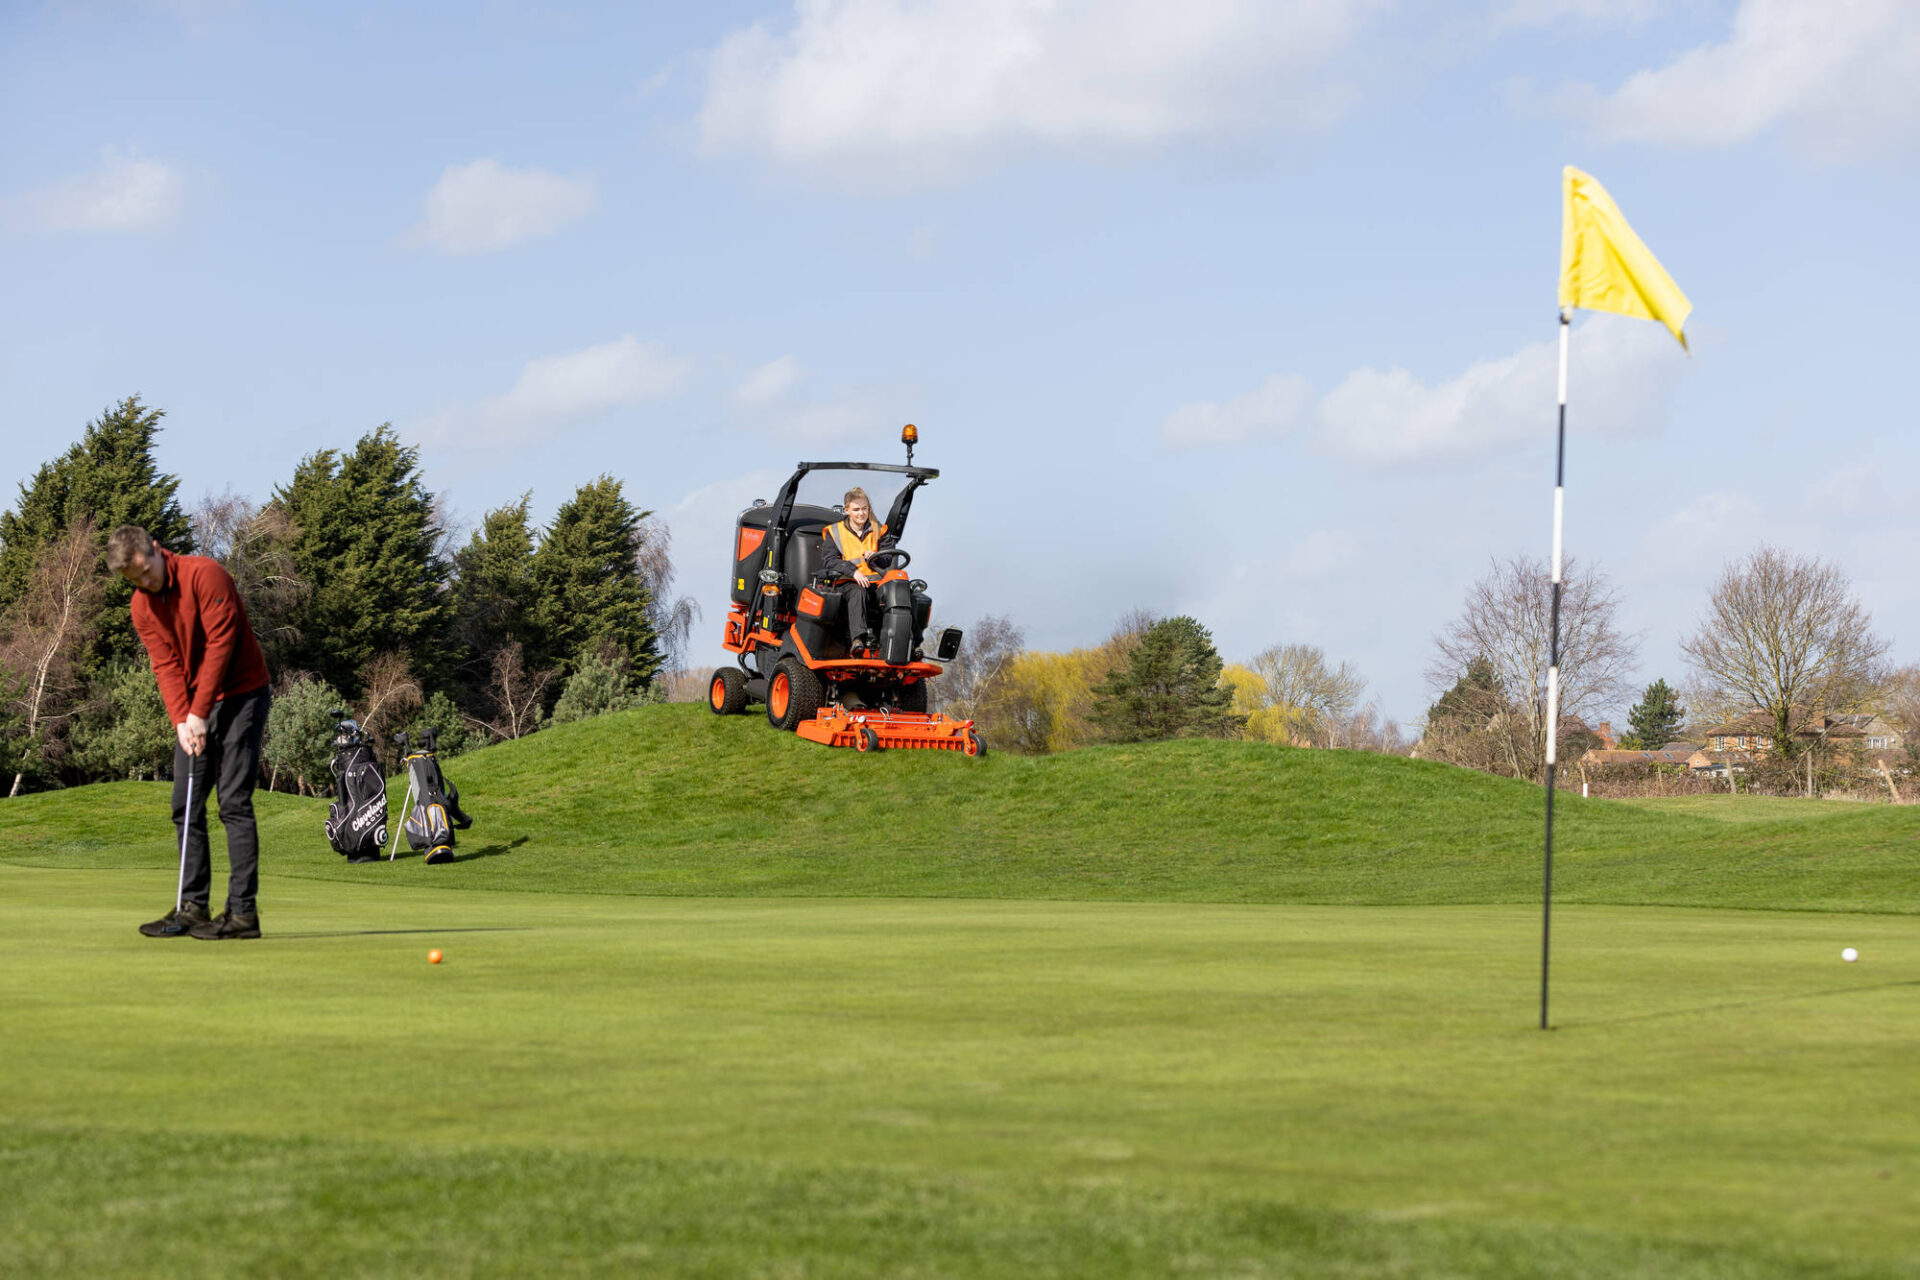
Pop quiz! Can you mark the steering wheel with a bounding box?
[865,547,911,571]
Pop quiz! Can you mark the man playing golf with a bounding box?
[107,525,272,940]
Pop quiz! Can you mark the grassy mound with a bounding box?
[5,703,1915,911]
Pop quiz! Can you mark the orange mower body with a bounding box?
[705,439,985,757]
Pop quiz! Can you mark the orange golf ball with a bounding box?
[427,948,443,965]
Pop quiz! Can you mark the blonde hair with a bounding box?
[105,524,156,572]
[843,487,871,510]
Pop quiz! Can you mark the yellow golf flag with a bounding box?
[1559,166,1691,348]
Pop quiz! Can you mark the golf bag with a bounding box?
[395,729,471,865]
[324,714,388,862]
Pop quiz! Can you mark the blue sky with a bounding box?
[4,0,1916,730]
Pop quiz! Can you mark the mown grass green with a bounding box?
[3,704,1917,1277]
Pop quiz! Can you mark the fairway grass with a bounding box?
[4,866,1916,1277]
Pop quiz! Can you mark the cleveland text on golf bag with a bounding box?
[323,712,388,863]
[390,728,472,865]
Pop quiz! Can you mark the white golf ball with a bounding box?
[1841,948,1859,963]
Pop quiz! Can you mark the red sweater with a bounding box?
[130,548,271,724]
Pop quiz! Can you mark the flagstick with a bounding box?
[1541,307,1569,1031]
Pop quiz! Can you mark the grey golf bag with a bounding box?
[393,728,472,865]
[324,713,388,862]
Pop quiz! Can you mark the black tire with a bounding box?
[896,681,929,714]
[709,667,748,716]
[766,658,823,731]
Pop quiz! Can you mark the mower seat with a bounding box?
[784,522,830,585]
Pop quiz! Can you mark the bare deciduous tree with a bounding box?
[485,641,552,740]
[635,516,700,674]
[1426,554,1636,781]
[1333,697,1411,755]
[1680,546,1888,760]
[355,651,423,754]
[2,520,103,796]
[931,613,1026,719]
[1238,643,1367,747]
[193,490,309,661]
[1885,664,1920,766]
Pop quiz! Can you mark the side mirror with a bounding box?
[936,627,963,661]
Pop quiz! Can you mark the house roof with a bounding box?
[1700,710,1866,739]
[1581,748,1695,767]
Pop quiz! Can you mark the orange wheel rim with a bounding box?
[710,676,726,709]
[770,674,789,718]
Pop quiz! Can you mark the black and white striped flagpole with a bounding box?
[1541,307,1569,1031]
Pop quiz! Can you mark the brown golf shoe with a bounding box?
[189,910,261,940]
[139,903,209,938]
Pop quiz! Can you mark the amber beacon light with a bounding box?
[901,423,919,463]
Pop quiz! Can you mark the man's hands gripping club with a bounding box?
[177,714,209,757]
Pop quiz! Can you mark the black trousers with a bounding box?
[170,687,270,916]
[842,583,878,640]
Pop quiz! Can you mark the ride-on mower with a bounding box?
[708,426,984,755]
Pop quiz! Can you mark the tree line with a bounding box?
[1419,548,1919,792]
[932,611,1406,756]
[0,397,693,795]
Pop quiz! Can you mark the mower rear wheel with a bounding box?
[766,658,823,731]
[709,667,748,716]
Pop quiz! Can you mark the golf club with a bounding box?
[174,765,193,912]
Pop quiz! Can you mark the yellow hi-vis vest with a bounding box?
[825,519,886,576]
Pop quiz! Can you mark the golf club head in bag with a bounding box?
[401,737,471,866]
[324,714,388,862]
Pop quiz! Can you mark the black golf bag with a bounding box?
[324,714,388,862]
[396,729,472,865]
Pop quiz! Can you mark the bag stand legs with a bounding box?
[387,776,414,862]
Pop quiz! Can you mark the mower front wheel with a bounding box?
[709,667,749,716]
[856,725,882,753]
[766,658,823,731]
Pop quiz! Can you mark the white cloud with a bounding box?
[1162,313,1689,467]
[10,149,185,233]
[727,356,909,444]
[1162,374,1312,448]
[1563,0,1920,156]
[696,0,1384,192]
[732,355,804,406]
[414,336,691,446]
[405,158,595,253]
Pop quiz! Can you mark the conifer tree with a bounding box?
[1621,678,1685,750]
[450,494,538,705]
[1089,615,1241,742]
[272,426,451,695]
[528,477,661,686]
[0,396,193,665]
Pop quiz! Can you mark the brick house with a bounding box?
[1699,710,1867,755]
